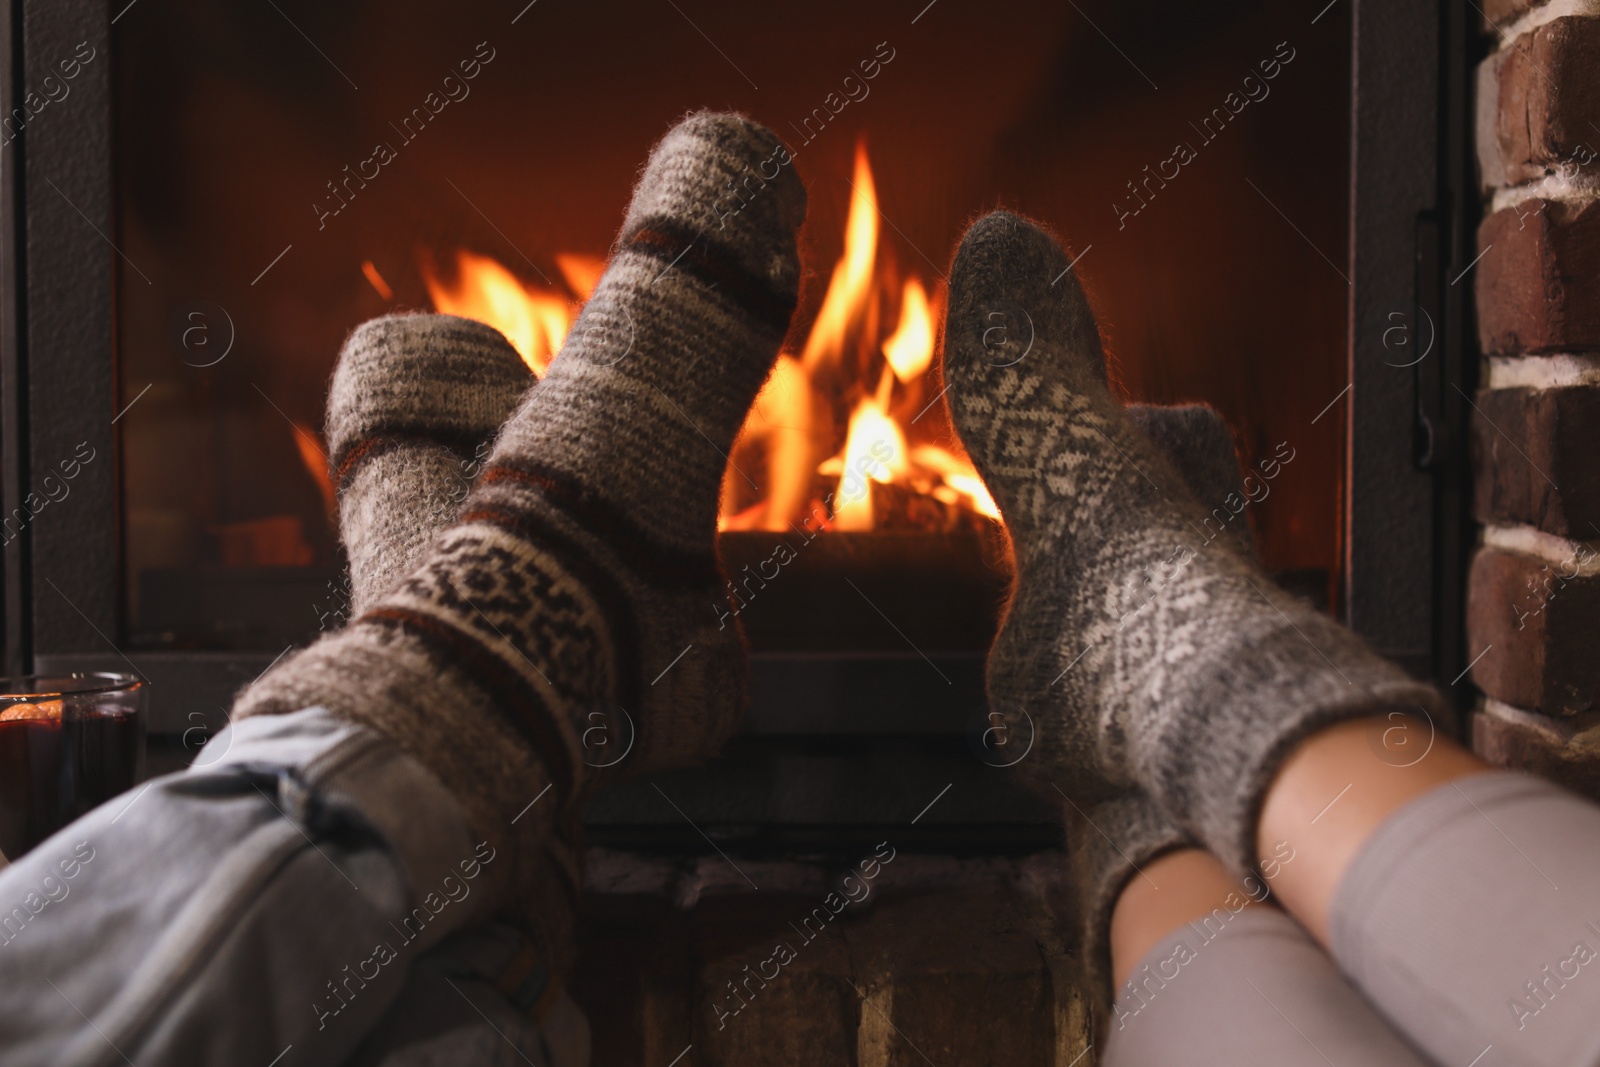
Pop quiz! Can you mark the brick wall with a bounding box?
[572,852,1091,1067]
[1470,0,1600,796]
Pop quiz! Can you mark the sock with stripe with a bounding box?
[328,312,530,617]
[234,111,806,910]
[319,309,585,970]
[942,210,1444,878]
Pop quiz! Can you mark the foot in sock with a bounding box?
[942,210,1443,876]
[234,111,806,909]
[328,313,530,617]
[322,310,583,969]
[1069,401,1254,993]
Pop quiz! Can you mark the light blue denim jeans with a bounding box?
[0,707,589,1067]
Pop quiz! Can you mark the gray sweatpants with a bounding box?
[0,707,588,1067]
[1106,770,1600,1067]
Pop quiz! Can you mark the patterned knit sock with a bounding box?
[234,111,805,909]
[328,313,529,617]
[1070,403,1253,996]
[322,310,582,971]
[943,210,1443,877]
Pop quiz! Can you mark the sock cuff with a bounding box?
[1163,627,1450,880]
[232,632,564,910]
[358,605,585,801]
[1067,793,1193,1002]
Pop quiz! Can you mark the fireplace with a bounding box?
[3,0,1480,850]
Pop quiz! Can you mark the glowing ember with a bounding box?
[361,259,394,301]
[422,140,998,534]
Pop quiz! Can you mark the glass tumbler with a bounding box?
[0,672,146,861]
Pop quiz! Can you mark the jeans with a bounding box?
[0,706,589,1067]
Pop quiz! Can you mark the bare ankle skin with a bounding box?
[1255,715,1488,945]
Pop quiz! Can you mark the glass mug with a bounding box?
[0,672,146,861]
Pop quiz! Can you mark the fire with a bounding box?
[423,249,575,375]
[883,278,934,383]
[290,421,336,518]
[829,387,907,531]
[727,140,995,532]
[555,253,606,300]
[801,144,880,372]
[422,140,999,534]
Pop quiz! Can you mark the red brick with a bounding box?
[1467,546,1600,714]
[1476,49,1511,190]
[1471,386,1600,536]
[693,892,860,1066]
[1481,17,1600,185]
[1474,701,1600,800]
[1476,199,1600,355]
[843,889,1059,1067]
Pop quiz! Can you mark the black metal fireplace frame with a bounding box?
[0,0,1483,837]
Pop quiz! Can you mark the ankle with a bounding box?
[1255,715,1488,943]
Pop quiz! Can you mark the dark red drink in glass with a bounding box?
[0,673,145,860]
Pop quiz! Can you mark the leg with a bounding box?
[324,312,591,1066]
[1063,401,1257,991]
[937,212,1600,1067]
[939,210,1445,885]
[0,708,486,1065]
[348,921,590,1067]
[323,311,584,981]
[234,110,804,915]
[0,112,803,1062]
[1068,402,1416,1065]
[1262,719,1600,1067]
[1103,849,1431,1066]
[1256,714,1486,945]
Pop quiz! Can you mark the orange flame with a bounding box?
[423,250,572,375]
[290,421,336,518]
[802,143,879,372]
[883,278,934,383]
[361,259,394,301]
[830,386,908,531]
[555,253,606,300]
[422,140,999,534]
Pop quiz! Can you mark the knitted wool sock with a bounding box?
[1071,402,1256,994]
[322,310,583,971]
[234,111,805,910]
[943,210,1444,877]
[328,313,529,617]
